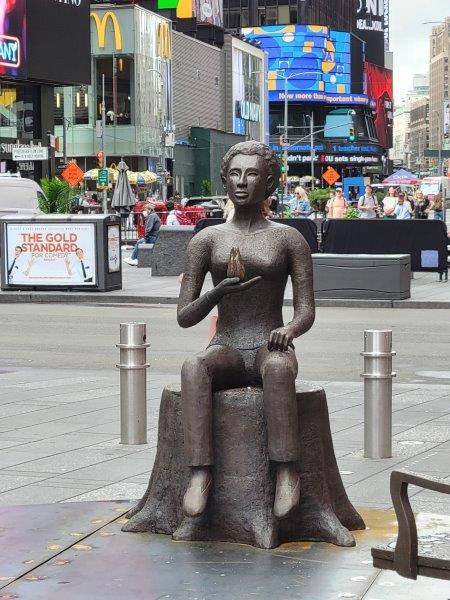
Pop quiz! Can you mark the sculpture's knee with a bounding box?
[261,353,296,382]
[181,354,209,383]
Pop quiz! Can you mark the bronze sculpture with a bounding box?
[123,141,365,549]
[177,141,315,519]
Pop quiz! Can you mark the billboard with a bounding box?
[365,61,393,148]
[5,222,97,287]
[355,0,385,67]
[0,0,26,78]
[26,0,91,85]
[242,25,369,106]
[156,0,222,27]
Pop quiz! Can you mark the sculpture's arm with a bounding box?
[177,231,214,329]
[287,229,315,338]
[267,230,315,352]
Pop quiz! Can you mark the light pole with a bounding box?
[147,66,171,202]
[277,70,318,198]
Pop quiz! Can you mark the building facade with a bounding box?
[409,96,430,175]
[0,0,91,180]
[54,4,173,175]
[172,30,266,195]
[429,18,450,155]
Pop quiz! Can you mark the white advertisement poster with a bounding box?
[5,222,97,287]
[107,224,120,273]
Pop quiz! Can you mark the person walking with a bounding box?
[382,186,397,218]
[290,186,311,218]
[124,201,161,265]
[166,199,181,226]
[393,192,414,220]
[326,187,347,218]
[413,189,429,219]
[431,192,444,221]
[357,184,378,219]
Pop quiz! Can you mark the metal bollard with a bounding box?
[116,323,150,445]
[361,330,396,459]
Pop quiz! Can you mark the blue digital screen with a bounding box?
[242,24,369,106]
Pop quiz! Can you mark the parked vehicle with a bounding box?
[185,196,227,218]
[0,174,46,216]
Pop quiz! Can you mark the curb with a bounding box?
[0,293,448,309]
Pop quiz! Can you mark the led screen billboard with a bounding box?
[365,61,393,148]
[0,0,26,78]
[242,25,370,106]
[26,0,91,85]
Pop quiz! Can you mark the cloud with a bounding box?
[391,0,450,103]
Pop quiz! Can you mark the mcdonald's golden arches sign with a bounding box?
[90,11,123,51]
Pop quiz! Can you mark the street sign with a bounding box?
[424,149,450,158]
[61,161,84,188]
[322,166,340,186]
[12,147,49,161]
[97,168,109,190]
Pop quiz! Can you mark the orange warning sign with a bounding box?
[322,166,340,187]
[61,162,84,188]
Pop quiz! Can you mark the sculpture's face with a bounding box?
[226,154,271,208]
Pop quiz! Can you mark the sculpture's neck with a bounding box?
[231,205,267,233]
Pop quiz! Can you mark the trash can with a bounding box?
[1,214,122,291]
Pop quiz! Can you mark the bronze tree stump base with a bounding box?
[123,383,365,549]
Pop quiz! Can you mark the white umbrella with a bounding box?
[111,160,136,209]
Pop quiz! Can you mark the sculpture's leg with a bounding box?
[256,347,300,518]
[181,344,246,516]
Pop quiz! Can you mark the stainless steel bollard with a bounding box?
[116,322,150,445]
[361,330,396,459]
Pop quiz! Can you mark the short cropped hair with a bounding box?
[221,141,281,197]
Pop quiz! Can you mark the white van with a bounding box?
[0,175,46,216]
[420,176,450,203]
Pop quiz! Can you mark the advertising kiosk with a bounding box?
[1,214,122,292]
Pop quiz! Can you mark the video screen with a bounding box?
[0,0,27,78]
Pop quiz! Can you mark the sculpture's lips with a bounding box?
[234,192,249,198]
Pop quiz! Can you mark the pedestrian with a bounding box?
[124,201,161,265]
[223,198,235,222]
[166,199,180,226]
[357,184,378,219]
[413,189,429,219]
[382,186,397,219]
[290,186,311,218]
[393,192,413,220]
[326,187,348,218]
[431,192,444,221]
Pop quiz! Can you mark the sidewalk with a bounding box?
[0,366,448,514]
[1,260,450,308]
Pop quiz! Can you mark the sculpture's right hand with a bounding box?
[214,276,262,297]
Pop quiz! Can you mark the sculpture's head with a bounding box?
[221,142,281,208]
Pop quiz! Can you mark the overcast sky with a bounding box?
[391,0,450,103]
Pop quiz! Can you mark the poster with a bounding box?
[107,224,120,273]
[5,222,97,287]
[365,62,393,149]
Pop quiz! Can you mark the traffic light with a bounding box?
[348,127,356,143]
[96,151,104,168]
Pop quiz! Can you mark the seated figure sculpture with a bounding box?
[177,141,315,519]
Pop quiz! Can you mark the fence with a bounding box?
[120,209,207,244]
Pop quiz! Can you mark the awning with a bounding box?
[382,169,422,185]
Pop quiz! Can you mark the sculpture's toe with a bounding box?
[274,468,300,519]
[182,470,212,518]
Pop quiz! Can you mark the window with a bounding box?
[324,108,353,138]
[54,88,64,126]
[278,6,289,23]
[96,56,133,126]
[74,87,89,125]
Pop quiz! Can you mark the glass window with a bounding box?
[54,88,64,126]
[0,84,36,140]
[324,108,353,138]
[96,56,133,126]
[74,87,89,126]
[278,6,289,24]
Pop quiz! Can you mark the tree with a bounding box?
[39,178,78,214]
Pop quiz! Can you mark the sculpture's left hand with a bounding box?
[268,327,295,352]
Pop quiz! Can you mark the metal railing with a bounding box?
[120,209,208,244]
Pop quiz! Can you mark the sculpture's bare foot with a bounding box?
[182,466,212,518]
[274,462,300,519]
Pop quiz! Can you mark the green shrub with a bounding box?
[39,178,78,214]
[345,207,360,219]
[200,179,212,196]
[309,187,332,213]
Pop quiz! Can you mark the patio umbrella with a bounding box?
[382,169,422,185]
[111,160,136,210]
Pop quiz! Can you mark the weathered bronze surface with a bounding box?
[124,141,364,547]
[372,470,450,580]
